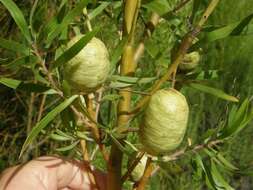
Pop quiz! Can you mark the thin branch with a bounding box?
[150,139,223,177]
[172,0,193,13]
[132,0,220,113]
[37,94,47,122]
[152,139,223,162]
[134,0,193,64]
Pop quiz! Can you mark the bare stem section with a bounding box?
[107,1,141,189]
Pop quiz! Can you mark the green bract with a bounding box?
[63,36,110,92]
[139,89,189,155]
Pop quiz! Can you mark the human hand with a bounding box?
[0,156,106,190]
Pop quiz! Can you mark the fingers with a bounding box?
[0,156,106,190]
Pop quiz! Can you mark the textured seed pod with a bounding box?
[139,89,189,155]
[179,51,200,70]
[63,36,110,92]
[128,153,148,182]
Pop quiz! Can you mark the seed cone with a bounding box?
[139,89,189,155]
[179,51,200,70]
[63,36,110,92]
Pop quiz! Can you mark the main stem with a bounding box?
[107,1,140,189]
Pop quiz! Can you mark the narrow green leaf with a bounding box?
[220,99,251,138]
[56,141,79,152]
[46,0,89,45]
[0,37,30,55]
[3,55,38,69]
[109,133,131,156]
[189,83,239,102]
[101,94,122,102]
[88,2,111,20]
[109,81,133,88]
[20,95,78,157]
[211,160,234,190]
[142,0,171,16]
[192,13,253,50]
[216,153,238,171]
[111,75,156,84]
[50,133,73,141]
[195,154,217,189]
[0,78,21,89]
[76,131,93,141]
[231,13,253,35]
[0,0,31,42]
[110,38,128,72]
[51,28,100,69]
[17,83,51,93]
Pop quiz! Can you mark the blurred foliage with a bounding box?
[0,0,253,189]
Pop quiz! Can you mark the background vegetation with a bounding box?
[0,0,253,189]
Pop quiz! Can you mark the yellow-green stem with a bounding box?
[107,1,141,189]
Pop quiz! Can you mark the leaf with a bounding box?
[142,0,171,16]
[56,141,79,152]
[109,81,133,88]
[110,38,128,72]
[189,83,239,102]
[17,83,51,93]
[101,94,122,102]
[19,95,78,157]
[111,75,156,84]
[0,37,30,55]
[108,133,131,156]
[0,77,21,89]
[3,55,38,69]
[50,133,73,141]
[195,154,217,189]
[192,13,253,50]
[88,2,111,20]
[76,131,93,141]
[210,160,234,190]
[0,0,31,42]
[51,28,100,69]
[220,99,253,138]
[46,0,89,45]
[216,153,238,171]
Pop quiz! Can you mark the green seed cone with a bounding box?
[179,51,200,70]
[63,36,110,92]
[139,89,189,155]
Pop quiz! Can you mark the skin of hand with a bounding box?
[0,156,106,190]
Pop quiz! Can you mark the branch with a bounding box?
[132,0,221,113]
[152,139,223,162]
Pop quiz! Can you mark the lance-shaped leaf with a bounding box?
[192,13,253,50]
[142,0,171,16]
[0,37,30,55]
[220,99,253,138]
[46,0,89,45]
[0,77,21,89]
[56,141,79,152]
[189,83,239,102]
[88,2,111,20]
[50,28,100,70]
[0,0,31,42]
[20,95,78,158]
[210,160,234,190]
